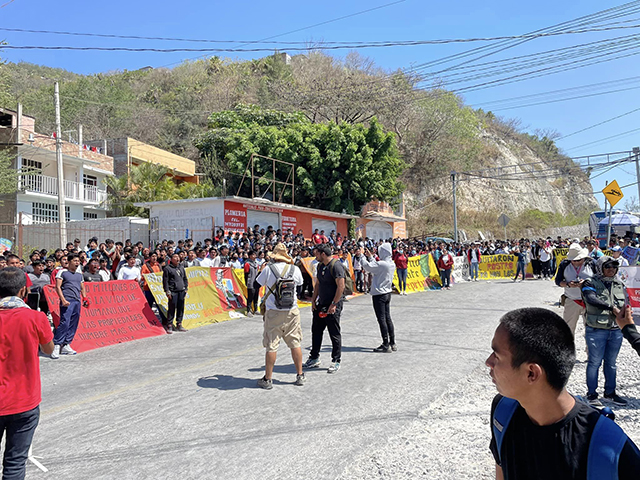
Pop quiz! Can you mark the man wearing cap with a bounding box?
[581,256,628,406]
[256,243,305,389]
[611,245,629,268]
[555,243,594,335]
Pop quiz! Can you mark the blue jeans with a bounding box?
[586,326,623,395]
[0,406,40,480]
[514,262,526,281]
[470,262,479,280]
[54,300,81,345]
[397,268,408,292]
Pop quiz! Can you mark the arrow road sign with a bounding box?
[602,180,623,207]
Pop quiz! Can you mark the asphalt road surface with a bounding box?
[30,278,560,479]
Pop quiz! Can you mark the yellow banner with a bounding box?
[478,254,518,280]
[392,254,442,293]
[144,267,247,329]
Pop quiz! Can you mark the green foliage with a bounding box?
[196,105,404,213]
[0,149,18,196]
[105,163,219,217]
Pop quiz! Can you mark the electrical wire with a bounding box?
[557,107,640,140]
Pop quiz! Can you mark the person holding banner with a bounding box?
[0,267,55,480]
[53,253,87,359]
[244,251,260,317]
[162,253,189,333]
[555,244,594,336]
[362,243,397,353]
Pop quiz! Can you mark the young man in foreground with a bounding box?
[486,307,640,479]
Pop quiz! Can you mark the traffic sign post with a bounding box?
[498,213,510,240]
[602,180,623,248]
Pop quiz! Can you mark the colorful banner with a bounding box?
[478,254,518,280]
[0,238,12,254]
[392,254,441,293]
[43,281,165,353]
[622,246,640,266]
[144,267,247,329]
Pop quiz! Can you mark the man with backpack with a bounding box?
[255,243,304,389]
[486,307,640,480]
[555,243,594,336]
[304,244,345,374]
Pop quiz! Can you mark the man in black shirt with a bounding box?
[304,245,345,374]
[162,253,189,333]
[82,259,103,283]
[486,307,640,479]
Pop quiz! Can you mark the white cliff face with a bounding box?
[405,131,600,217]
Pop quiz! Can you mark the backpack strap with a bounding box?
[328,258,339,278]
[492,397,519,467]
[587,414,628,480]
[260,264,291,308]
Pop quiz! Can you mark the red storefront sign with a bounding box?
[282,212,297,231]
[224,203,247,231]
[43,281,165,353]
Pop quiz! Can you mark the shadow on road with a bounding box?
[197,375,259,390]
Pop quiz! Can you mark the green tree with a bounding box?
[0,149,18,196]
[105,163,218,217]
[195,105,405,213]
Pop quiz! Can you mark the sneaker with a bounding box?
[303,356,321,369]
[390,344,397,352]
[373,344,391,353]
[294,373,306,386]
[173,324,187,332]
[327,362,341,374]
[50,344,60,360]
[257,376,273,390]
[247,311,254,317]
[61,344,77,355]
[163,324,173,334]
[586,393,602,407]
[604,392,628,406]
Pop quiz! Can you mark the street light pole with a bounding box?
[54,82,67,247]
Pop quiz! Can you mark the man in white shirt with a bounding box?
[117,255,141,282]
[255,243,304,389]
[212,245,230,267]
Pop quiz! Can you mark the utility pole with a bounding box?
[54,82,67,247]
[604,180,611,248]
[634,146,640,208]
[451,171,458,243]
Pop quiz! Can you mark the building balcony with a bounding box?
[20,174,108,206]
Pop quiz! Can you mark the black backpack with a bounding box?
[267,263,296,309]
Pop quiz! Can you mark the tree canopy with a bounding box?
[195,104,404,214]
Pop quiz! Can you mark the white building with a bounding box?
[0,105,113,226]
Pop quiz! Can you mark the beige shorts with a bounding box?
[263,307,302,352]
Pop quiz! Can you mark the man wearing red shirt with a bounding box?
[0,267,54,479]
[312,229,322,245]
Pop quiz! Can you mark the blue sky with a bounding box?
[2,0,640,209]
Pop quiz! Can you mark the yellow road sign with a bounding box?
[602,180,623,207]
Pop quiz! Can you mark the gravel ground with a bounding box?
[339,318,640,480]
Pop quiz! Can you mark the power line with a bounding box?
[557,106,640,140]
[566,128,640,151]
[3,24,640,48]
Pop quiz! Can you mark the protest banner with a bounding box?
[43,281,165,353]
[145,266,247,329]
[622,246,640,266]
[477,254,517,280]
[451,256,470,283]
[0,238,12,254]
[393,254,441,293]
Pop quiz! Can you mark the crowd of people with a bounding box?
[2,223,640,479]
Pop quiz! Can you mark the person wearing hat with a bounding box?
[581,256,628,406]
[255,243,305,389]
[555,243,594,335]
[611,245,629,268]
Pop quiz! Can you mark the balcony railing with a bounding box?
[21,174,108,205]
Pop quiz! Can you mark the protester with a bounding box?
[163,253,188,333]
[393,246,409,295]
[581,256,627,406]
[487,307,640,479]
[437,245,454,290]
[52,253,87,359]
[511,245,526,282]
[362,243,397,352]
[0,267,54,480]
[27,260,50,313]
[140,253,167,325]
[243,250,260,317]
[467,242,482,281]
[305,244,345,374]
[118,255,142,281]
[255,243,305,389]
[555,243,594,336]
[83,258,103,283]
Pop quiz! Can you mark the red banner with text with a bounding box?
[43,280,165,353]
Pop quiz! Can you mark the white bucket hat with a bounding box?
[566,243,589,261]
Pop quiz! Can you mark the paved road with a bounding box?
[31,279,559,479]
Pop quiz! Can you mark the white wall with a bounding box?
[150,200,224,244]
